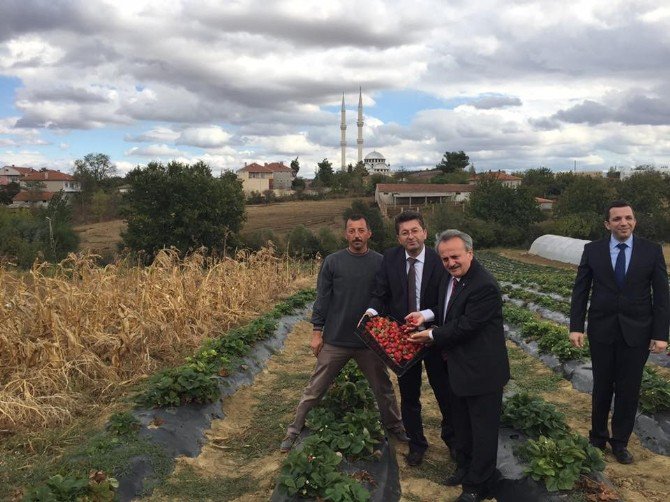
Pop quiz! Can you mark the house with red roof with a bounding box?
[7,168,81,208]
[20,169,80,193]
[236,162,294,195]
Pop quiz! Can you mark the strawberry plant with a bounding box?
[519,434,604,492]
[278,437,369,501]
[639,366,670,414]
[24,472,119,502]
[106,412,141,437]
[279,361,382,499]
[140,365,220,407]
[502,393,569,438]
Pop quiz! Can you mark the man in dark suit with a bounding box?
[569,200,669,464]
[367,210,452,466]
[408,229,510,502]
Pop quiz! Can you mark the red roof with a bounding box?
[238,162,292,173]
[376,183,474,193]
[265,162,293,172]
[21,169,75,181]
[12,191,56,202]
[535,197,554,203]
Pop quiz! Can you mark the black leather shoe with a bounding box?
[445,467,467,486]
[612,447,634,464]
[406,449,425,466]
[455,490,483,502]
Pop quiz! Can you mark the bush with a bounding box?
[317,227,343,256]
[0,191,79,267]
[286,225,321,258]
[122,161,245,258]
[240,229,282,252]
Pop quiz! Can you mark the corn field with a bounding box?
[0,248,315,431]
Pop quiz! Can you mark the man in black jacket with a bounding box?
[367,210,451,466]
[408,229,510,502]
[569,201,669,464]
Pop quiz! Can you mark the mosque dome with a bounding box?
[365,151,385,161]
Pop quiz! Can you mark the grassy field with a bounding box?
[242,197,372,236]
[74,197,372,254]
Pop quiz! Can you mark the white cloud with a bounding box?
[176,126,232,148]
[124,144,185,157]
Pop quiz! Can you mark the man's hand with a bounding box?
[649,339,668,354]
[409,329,433,344]
[357,310,375,328]
[311,330,324,356]
[569,331,585,348]
[405,311,425,327]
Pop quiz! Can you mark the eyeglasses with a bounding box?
[399,228,423,238]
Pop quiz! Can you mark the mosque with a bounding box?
[339,89,391,175]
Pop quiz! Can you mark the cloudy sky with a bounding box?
[1,0,670,177]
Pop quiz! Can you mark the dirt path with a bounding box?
[146,318,670,501]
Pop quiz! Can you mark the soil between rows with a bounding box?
[145,319,670,501]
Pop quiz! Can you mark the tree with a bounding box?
[618,171,667,216]
[521,167,556,198]
[436,151,469,174]
[467,178,543,228]
[41,190,79,261]
[290,156,300,176]
[121,161,245,257]
[554,176,617,219]
[291,177,306,191]
[73,153,117,193]
[0,181,20,205]
[313,158,334,187]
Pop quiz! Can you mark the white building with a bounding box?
[364,151,391,175]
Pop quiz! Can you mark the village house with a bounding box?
[9,168,81,208]
[0,165,37,185]
[236,162,294,196]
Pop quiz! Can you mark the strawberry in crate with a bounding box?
[358,315,426,374]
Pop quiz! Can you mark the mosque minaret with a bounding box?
[340,89,390,174]
[340,93,347,171]
[357,87,364,164]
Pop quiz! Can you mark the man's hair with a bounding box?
[435,229,473,252]
[345,213,370,230]
[394,210,425,234]
[604,200,634,221]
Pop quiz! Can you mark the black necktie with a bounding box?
[614,242,627,288]
[407,257,418,312]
